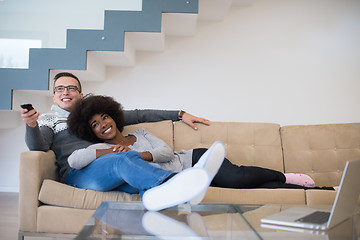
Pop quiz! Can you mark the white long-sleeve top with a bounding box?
[68,128,193,172]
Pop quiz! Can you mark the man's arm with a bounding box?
[25,124,53,151]
[123,109,210,130]
[123,110,178,125]
[22,107,53,151]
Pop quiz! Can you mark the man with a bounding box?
[21,72,210,184]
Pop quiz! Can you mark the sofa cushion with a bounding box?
[306,189,360,206]
[281,123,360,186]
[203,187,306,205]
[37,205,95,234]
[174,122,283,172]
[39,180,141,209]
[305,189,337,206]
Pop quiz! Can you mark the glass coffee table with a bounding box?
[75,201,360,239]
[241,204,360,240]
[75,201,262,239]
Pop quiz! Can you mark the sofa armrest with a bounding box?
[19,151,57,232]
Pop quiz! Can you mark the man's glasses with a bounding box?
[54,85,80,93]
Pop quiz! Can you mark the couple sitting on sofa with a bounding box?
[22,72,335,212]
[65,94,335,210]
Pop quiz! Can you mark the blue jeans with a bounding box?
[65,151,173,197]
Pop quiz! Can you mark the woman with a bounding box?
[67,95,336,194]
[63,96,229,211]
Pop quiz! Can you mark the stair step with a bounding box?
[0,0,255,129]
[51,10,200,84]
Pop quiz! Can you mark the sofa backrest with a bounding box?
[122,120,360,188]
[281,123,360,186]
[173,121,284,172]
[122,120,174,149]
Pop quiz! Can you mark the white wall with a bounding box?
[1,0,359,192]
[86,0,360,125]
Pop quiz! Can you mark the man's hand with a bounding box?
[181,112,210,130]
[21,108,39,128]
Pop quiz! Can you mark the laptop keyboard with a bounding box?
[295,211,330,224]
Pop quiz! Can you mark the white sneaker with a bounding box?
[190,141,225,205]
[142,168,209,211]
[142,211,200,239]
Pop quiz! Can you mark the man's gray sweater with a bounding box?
[25,105,179,182]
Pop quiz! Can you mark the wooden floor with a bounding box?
[0,192,71,240]
[0,192,19,240]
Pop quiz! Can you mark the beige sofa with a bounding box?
[18,121,360,238]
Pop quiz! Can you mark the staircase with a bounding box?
[0,0,253,128]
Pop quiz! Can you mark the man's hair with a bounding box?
[67,94,125,143]
[53,72,82,93]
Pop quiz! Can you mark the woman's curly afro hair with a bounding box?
[67,94,125,143]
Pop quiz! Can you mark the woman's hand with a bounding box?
[110,145,131,153]
[109,145,153,162]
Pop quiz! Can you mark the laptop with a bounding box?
[260,159,360,230]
